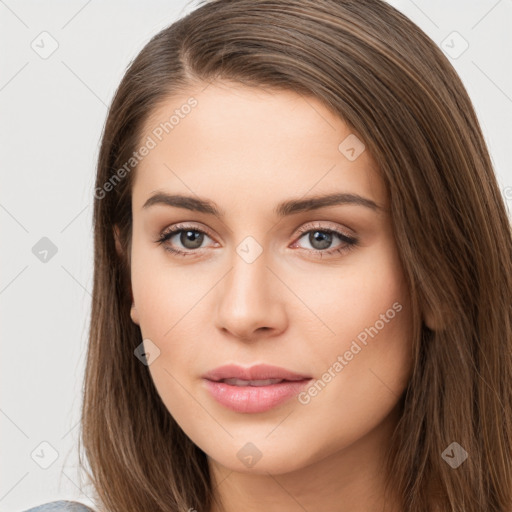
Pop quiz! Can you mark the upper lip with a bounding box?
[203,364,312,382]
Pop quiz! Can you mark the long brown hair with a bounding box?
[78,1,512,510]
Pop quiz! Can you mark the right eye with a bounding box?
[155,223,218,257]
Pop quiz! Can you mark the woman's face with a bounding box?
[125,81,413,476]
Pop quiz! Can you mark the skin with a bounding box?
[119,81,416,512]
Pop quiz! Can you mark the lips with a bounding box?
[202,364,313,413]
[202,363,311,383]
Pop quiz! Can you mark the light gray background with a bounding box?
[1,1,511,511]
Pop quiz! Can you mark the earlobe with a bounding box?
[130,302,140,325]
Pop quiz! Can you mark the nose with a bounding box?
[214,247,288,341]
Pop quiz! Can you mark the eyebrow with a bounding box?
[142,191,382,217]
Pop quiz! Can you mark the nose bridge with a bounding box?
[224,237,271,308]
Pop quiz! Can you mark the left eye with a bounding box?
[294,229,354,251]
[291,227,359,258]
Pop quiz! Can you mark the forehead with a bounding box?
[133,82,386,211]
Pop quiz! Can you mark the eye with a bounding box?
[154,221,359,259]
[291,222,359,258]
[155,223,217,257]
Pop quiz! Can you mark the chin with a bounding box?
[205,438,317,475]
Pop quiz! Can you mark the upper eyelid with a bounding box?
[295,220,355,236]
[161,222,215,239]
[162,220,351,233]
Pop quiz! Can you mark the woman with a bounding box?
[24,0,512,510]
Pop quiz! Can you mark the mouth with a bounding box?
[202,374,312,414]
[214,377,306,386]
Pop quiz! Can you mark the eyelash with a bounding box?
[154,222,359,259]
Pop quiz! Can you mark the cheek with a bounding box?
[294,240,413,409]
[288,239,410,359]
[129,240,220,403]
[130,235,208,336]
[130,251,207,424]
[343,253,412,387]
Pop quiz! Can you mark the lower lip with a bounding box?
[202,378,312,413]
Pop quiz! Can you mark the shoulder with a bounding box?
[20,501,95,512]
